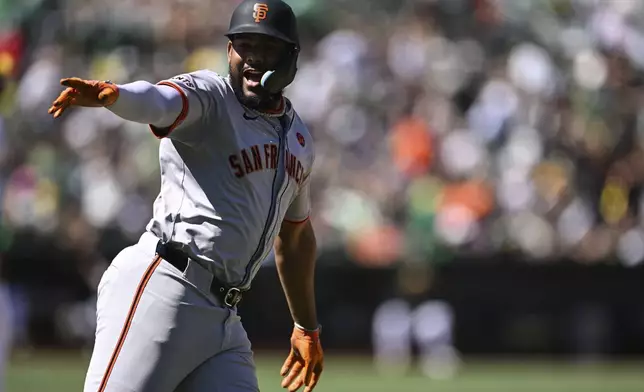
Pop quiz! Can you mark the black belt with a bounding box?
[155,241,244,308]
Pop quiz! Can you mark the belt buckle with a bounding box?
[223,287,242,308]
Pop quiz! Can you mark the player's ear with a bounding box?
[227,41,233,62]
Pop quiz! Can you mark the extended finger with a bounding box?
[61,77,90,90]
[280,352,296,376]
[53,94,79,118]
[48,97,66,114]
[287,373,304,392]
[49,96,75,118]
[303,364,323,392]
[52,100,72,118]
[303,375,319,392]
[50,88,76,109]
[281,361,303,389]
[302,362,313,387]
[52,106,66,119]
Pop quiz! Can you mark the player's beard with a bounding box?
[230,63,282,111]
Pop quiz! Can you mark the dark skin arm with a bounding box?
[274,219,318,330]
[275,218,324,391]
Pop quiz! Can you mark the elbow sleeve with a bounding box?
[107,81,184,127]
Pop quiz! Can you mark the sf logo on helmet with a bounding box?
[253,3,269,23]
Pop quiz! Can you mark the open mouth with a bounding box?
[243,69,264,88]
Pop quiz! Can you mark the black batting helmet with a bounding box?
[225,0,300,94]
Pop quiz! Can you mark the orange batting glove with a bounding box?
[280,324,324,392]
[47,77,119,118]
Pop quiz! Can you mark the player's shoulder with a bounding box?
[286,100,315,159]
[184,69,228,83]
[165,69,232,96]
[288,102,313,139]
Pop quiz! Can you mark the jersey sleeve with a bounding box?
[284,135,315,225]
[149,70,228,142]
[283,174,312,224]
[284,122,316,225]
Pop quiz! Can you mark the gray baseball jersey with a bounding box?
[144,70,314,290]
[83,71,314,391]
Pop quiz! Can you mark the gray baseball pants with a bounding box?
[83,231,259,392]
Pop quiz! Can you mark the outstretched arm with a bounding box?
[47,77,203,131]
[106,81,184,128]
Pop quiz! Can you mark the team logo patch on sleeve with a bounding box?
[296,132,305,147]
[253,3,269,23]
[171,75,195,89]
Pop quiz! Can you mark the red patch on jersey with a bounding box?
[296,132,305,147]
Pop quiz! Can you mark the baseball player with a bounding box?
[47,1,323,391]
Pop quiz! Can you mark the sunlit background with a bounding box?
[1,0,644,391]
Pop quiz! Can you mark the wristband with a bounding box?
[294,322,321,333]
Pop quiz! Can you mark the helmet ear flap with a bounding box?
[260,46,299,94]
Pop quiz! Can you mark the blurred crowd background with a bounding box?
[4,0,644,273]
[1,0,644,360]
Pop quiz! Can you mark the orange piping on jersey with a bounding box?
[283,216,310,225]
[148,81,189,139]
[97,255,163,392]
